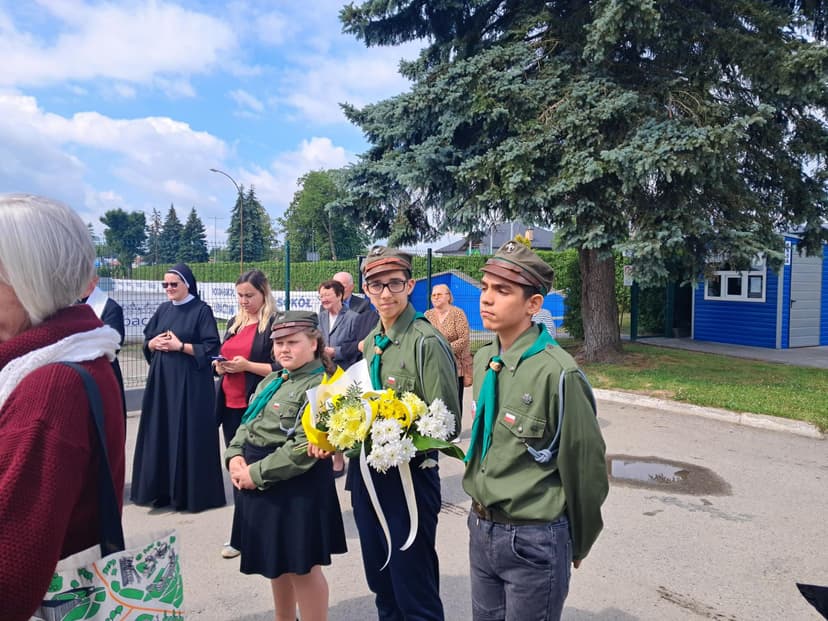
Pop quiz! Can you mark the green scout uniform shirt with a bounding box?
[364,303,462,437]
[462,324,609,561]
[224,360,324,489]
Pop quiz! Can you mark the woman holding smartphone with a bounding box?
[214,269,279,558]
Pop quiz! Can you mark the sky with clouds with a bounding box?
[0,0,433,245]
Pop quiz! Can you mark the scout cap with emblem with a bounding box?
[362,245,413,280]
[482,239,555,295]
[270,310,319,339]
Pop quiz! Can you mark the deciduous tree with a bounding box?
[99,208,146,277]
[278,169,370,261]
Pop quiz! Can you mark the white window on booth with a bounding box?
[704,257,766,303]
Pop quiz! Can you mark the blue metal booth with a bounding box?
[692,235,828,349]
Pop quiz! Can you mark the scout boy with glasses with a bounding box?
[323,245,462,620]
[463,240,609,621]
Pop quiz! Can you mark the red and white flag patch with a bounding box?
[387,376,396,386]
[503,412,516,425]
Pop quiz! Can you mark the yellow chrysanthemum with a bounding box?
[377,394,411,428]
[400,392,427,422]
[328,403,371,449]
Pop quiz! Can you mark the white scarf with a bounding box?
[0,326,121,410]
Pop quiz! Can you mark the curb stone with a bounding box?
[594,388,825,440]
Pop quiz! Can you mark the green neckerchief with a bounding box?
[368,303,424,391]
[465,324,557,463]
[241,361,324,425]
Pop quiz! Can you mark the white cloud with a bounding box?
[277,42,419,124]
[255,11,292,47]
[235,137,353,221]
[0,92,228,214]
[0,1,237,90]
[229,89,265,115]
[112,83,137,99]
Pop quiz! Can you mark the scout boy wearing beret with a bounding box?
[350,246,463,621]
[463,240,609,621]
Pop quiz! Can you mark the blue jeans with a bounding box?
[467,510,571,621]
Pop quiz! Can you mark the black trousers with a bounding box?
[348,452,444,621]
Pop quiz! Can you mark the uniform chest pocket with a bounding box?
[384,371,416,393]
[496,404,546,440]
[273,398,303,433]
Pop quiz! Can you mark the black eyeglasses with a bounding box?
[366,279,407,294]
[161,282,180,289]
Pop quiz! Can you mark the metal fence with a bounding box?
[95,245,565,388]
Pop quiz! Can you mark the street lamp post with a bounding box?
[210,168,244,273]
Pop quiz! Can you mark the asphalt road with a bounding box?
[122,396,827,620]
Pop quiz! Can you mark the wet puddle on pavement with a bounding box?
[607,454,731,495]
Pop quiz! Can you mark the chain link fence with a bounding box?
[95,245,566,388]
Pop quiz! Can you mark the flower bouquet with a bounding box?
[302,359,464,569]
[302,360,464,470]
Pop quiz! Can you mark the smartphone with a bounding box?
[211,355,227,362]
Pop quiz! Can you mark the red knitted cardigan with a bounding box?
[0,305,126,621]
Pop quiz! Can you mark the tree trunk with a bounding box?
[326,217,337,261]
[578,248,622,362]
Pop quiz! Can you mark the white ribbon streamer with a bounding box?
[397,397,419,551]
[359,442,394,571]
[398,460,418,551]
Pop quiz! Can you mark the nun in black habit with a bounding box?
[131,263,226,512]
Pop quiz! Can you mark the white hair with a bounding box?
[0,194,96,325]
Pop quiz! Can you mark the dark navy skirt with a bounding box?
[230,443,347,578]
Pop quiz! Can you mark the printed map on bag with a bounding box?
[35,532,184,621]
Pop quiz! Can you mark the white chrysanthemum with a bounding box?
[415,416,446,439]
[367,436,417,473]
[414,398,456,440]
[370,417,404,445]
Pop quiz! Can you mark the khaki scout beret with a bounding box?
[270,310,319,339]
[361,246,413,280]
[482,240,554,294]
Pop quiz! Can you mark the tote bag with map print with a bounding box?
[30,363,184,620]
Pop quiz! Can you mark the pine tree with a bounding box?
[144,208,163,265]
[340,0,828,361]
[179,207,209,264]
[227,186,273,263]
[158,204,183,264]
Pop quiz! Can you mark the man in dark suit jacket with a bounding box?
[334,271,378,340]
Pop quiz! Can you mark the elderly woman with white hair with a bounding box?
[0,194,125,621]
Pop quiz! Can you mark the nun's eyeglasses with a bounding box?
[161,282,180,289]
